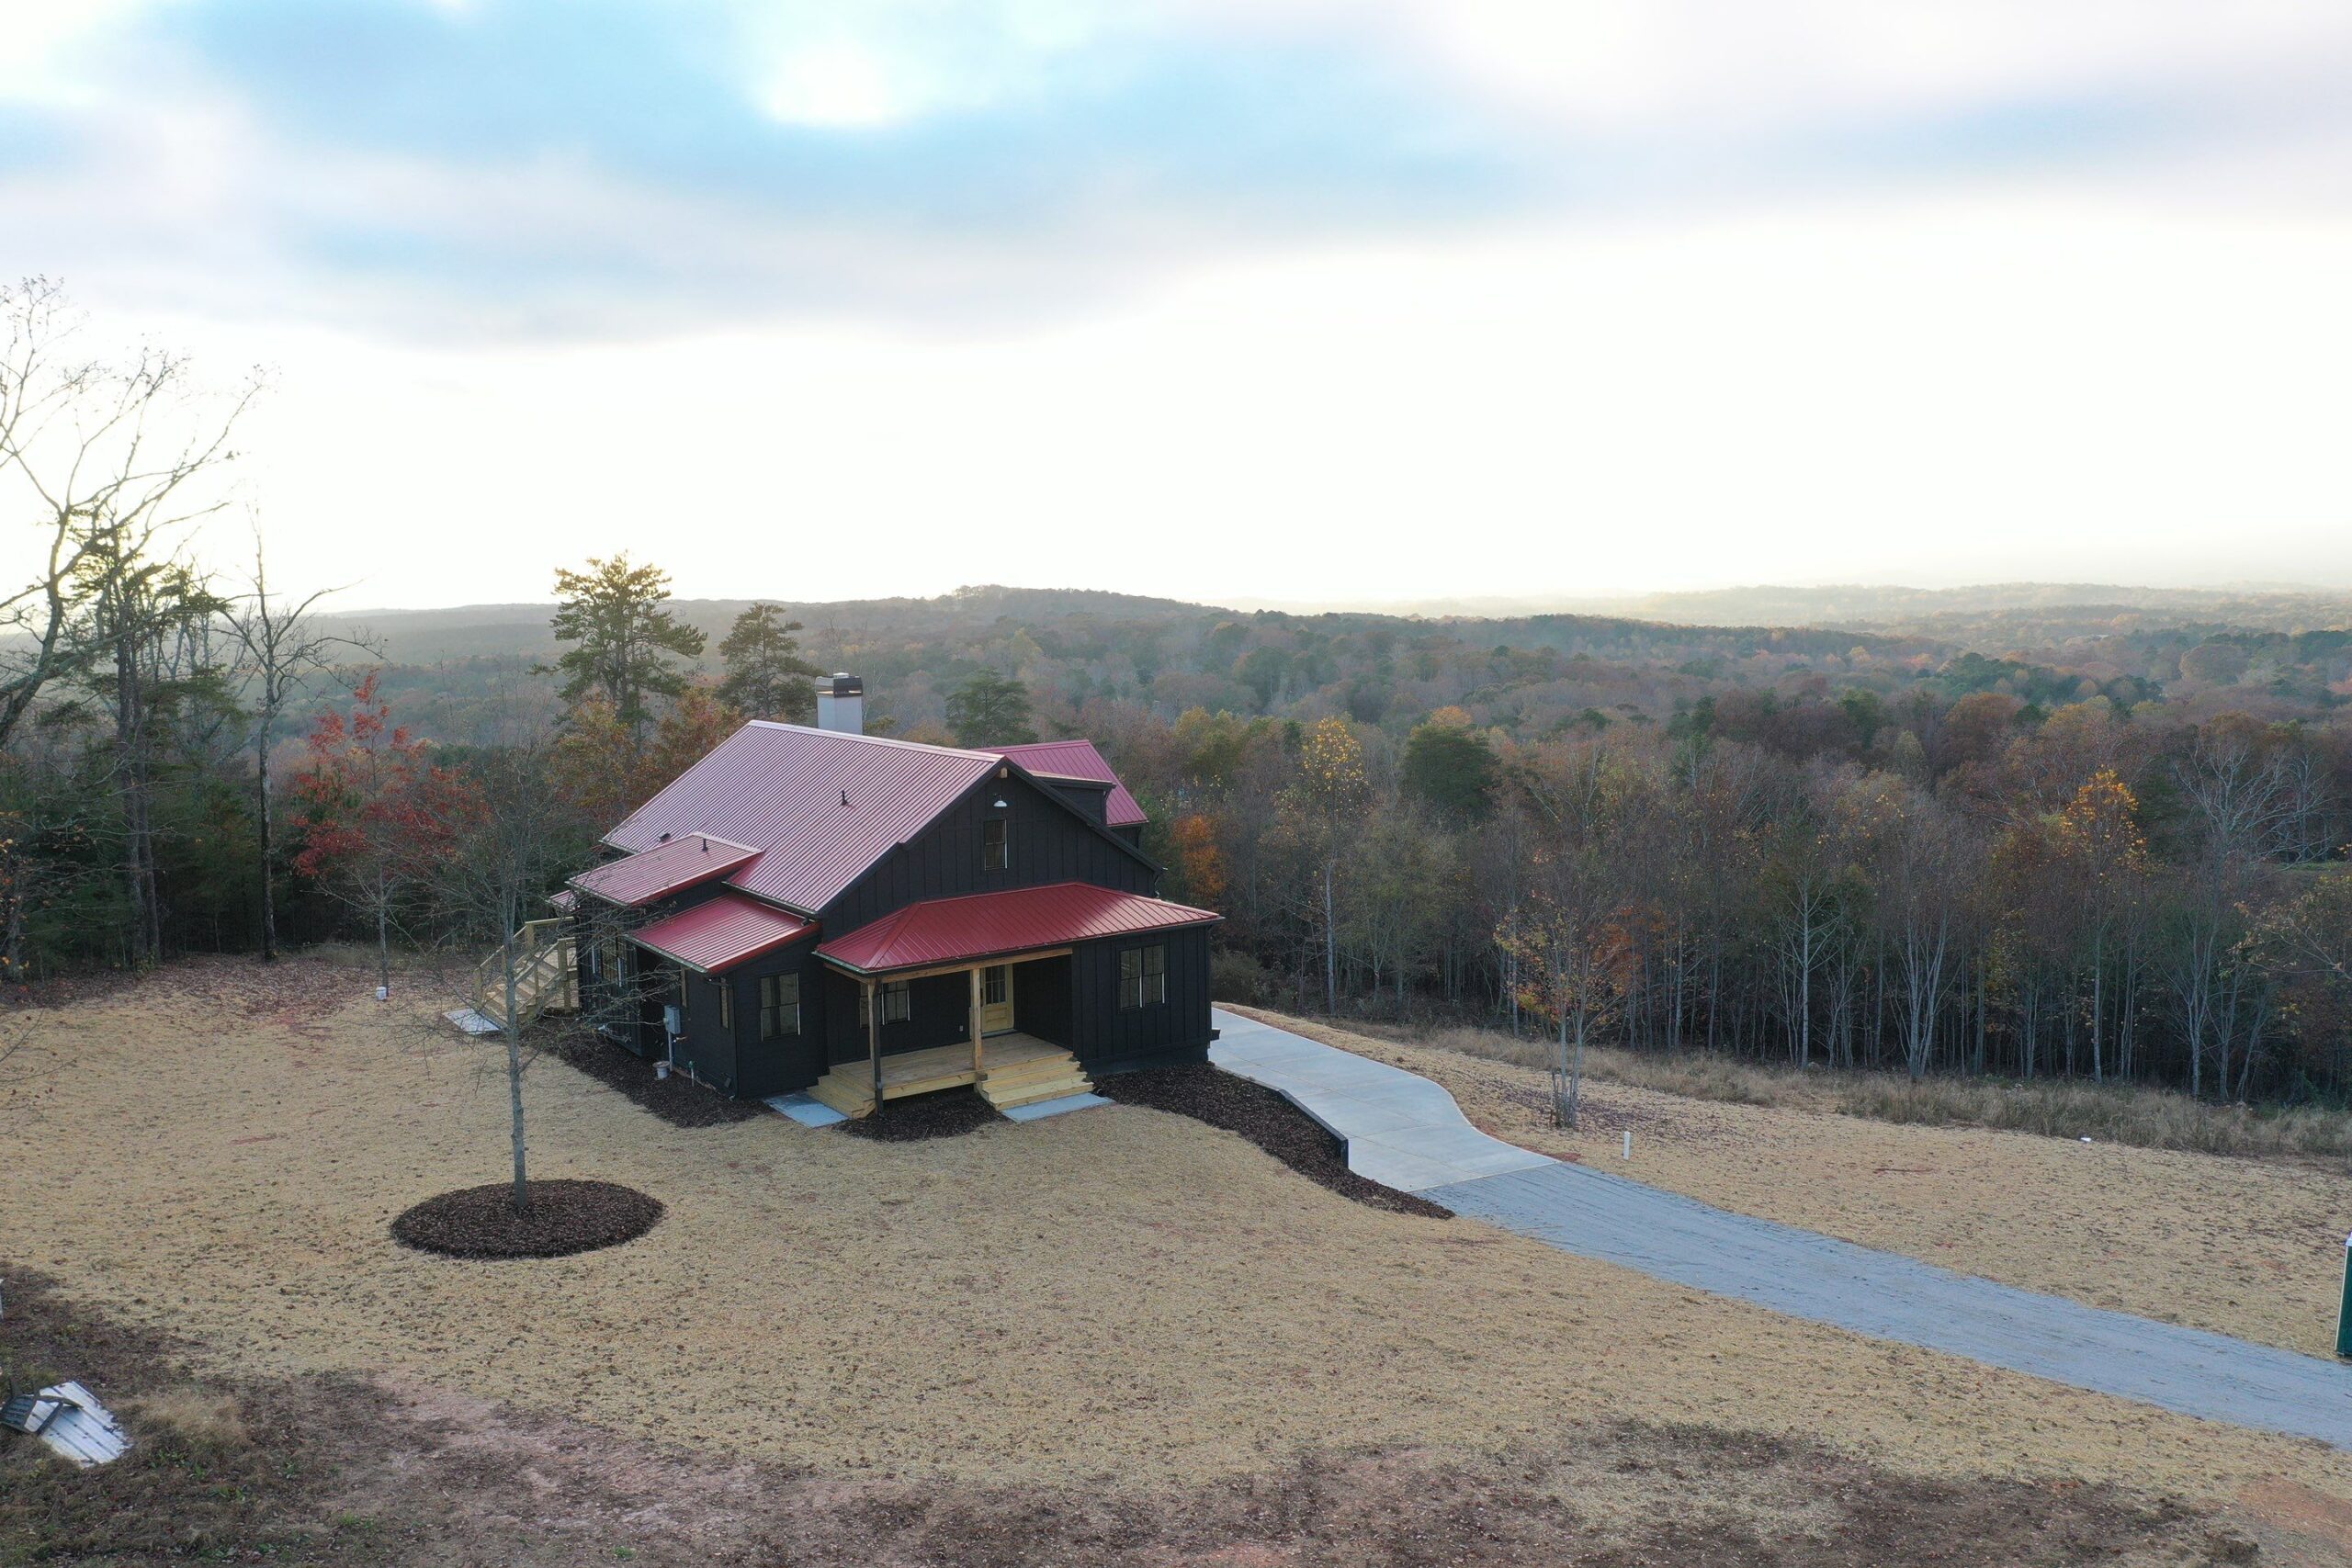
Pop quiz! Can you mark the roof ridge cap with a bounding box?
[742,719,1001,763]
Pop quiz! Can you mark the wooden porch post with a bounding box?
[969,966,984,1081]
[865,977,880,1111]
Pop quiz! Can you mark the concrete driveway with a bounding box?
[1210,1008,2352,1450]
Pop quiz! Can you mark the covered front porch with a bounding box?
[804,881,1222,1117]
[806,1026,1089,1118]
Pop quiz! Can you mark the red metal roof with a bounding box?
[816,882,1218,975]
[991,740,1147,828]
[605,724,1003,914]
[569,833,762,908]
[628,893,816,974]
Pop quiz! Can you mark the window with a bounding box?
[982,966,1008,1006]
[858,980,911,1026]
[1119,944,1167,1009]
[759,973,801,1039]
[718,980,733,1033]
[981,817,1009,872]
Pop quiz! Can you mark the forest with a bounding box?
[5,278,2351,1111]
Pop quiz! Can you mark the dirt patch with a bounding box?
[542,1024,769,1127]
[839,1087,1005,1141]
[390,1179,664,1259]
[0,1274,2269,1568]
[1096,1064,1453,1220]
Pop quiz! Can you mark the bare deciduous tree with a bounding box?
[0,277,258,750]
[226,525,367,960]
[428,710,586,1215]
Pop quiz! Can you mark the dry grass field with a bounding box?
[1236,1008,2350,1361]
[6,958,2352,1563]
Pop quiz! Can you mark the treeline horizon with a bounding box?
[6,279,2349,1114]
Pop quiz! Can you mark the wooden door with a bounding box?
[980,964,1014,1034]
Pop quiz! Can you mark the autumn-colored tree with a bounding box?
[1169,811,1227,906]
[645,686,741,792]
[1281,717,1370,1012]
[1496,849,1636,1126]
[289,673,476,993]
[2054,768,2149,1081]
[548,686,741,832]
[547,696,643,831]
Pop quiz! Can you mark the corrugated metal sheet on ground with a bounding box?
[817,882,1218,974]
[992,739,1148,827]
[629,892,816,974]
[569,833,762,908]
[605,724,1001,914]
[3,1383,130,1467]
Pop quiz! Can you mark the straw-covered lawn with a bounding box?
[1237,1007,2351,1359]
[7,959,2352,1562]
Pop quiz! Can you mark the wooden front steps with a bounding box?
[808,1034,1091,1119]
[976,1051,1095,1111]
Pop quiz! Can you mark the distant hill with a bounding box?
[308,580,2351,752]
[1229,582,2352,649]
[323,585,1219,666]
[1559,582,2352,635]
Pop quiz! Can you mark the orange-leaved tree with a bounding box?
[1169,811,1227,907]
[1495,846,1639,1128]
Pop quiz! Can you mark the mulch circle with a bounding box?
[390,1179,664,1259]
[838,1088,1006,1142]
[1095,1065,1453,1219]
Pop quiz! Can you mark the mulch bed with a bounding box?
[390,1179,664,1259]
[839,1088,1007,1142]
[542,1026,768,1128]
[1095,1065,1452,1219]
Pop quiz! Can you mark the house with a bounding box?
[560,675,1218,1116]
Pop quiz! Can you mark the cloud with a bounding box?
[2,0,2347,337]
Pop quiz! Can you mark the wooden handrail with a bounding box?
[475,919,574,1026]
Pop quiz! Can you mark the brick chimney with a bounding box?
[816,673,864,735]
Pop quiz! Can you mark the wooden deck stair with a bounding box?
[808,1034,1092,1119]
[474,919,576,1031]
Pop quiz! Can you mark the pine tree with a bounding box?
[716,604,820,723]
[944,670,1036,747]
[546,556,706,742]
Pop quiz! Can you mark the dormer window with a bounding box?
[981,816,1009,872]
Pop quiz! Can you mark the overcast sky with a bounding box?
[5,0,2350,610]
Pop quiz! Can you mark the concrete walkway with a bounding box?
[1210,1009,2352,1450]
[1211,1009,1554,1190]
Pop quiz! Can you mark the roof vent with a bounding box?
[817,672,864,736]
